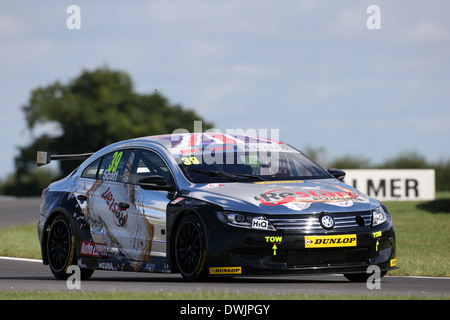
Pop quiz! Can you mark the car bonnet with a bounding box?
[188,179,378,214]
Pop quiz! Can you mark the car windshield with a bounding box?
[174,146,330,183]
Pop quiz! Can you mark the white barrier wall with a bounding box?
[343,169,435,201]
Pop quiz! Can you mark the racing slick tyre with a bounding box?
[174,214,208,281]
[46,214,94,280]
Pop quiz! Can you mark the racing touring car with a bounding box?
[37,133,397,281]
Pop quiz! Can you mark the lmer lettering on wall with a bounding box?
[343,169,435,201]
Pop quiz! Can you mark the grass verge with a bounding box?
[0,290,445,300]
[0,224,41,260]
[384,193,450,277]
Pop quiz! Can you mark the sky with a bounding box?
[1,0,449,178]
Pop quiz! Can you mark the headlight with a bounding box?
[372,205,387,227]
[217,211,276,231]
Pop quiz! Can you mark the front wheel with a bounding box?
[174,214,208,281]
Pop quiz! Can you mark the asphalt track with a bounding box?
[1,197,449,298]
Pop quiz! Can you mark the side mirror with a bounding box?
[327,168,346,182]
[138,175,175,191]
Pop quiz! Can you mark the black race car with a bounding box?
[37,133,396,281]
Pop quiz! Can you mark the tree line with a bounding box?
[0,67,214,196]
[306,146,450,192]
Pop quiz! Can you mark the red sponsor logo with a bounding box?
[80,241,108,257]
[259,188,358,205]
[101,187,128,227]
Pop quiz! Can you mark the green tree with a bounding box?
[381,150,428,169]
[6,67,213,196]
[434,159,450,191]
[329,155,371,169]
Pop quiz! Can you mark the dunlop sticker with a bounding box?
[209,267,242,275]
[305,234,357,248]
[390,259,396,267]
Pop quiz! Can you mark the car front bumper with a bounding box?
[206,220,396,276]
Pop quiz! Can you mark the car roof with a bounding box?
[76,132,290,185]
[84,132,292,168]
[139,132,285,152]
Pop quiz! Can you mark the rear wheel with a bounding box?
[47,214,94,280]
[174,214,208,281]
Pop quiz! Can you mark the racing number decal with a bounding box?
[108,151,123,173]
[181,156,200,165]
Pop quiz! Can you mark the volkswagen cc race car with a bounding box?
[37,133,397,282]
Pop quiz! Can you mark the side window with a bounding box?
[128,149,172,185]
[81,158,101,179]
[98,150,132,182]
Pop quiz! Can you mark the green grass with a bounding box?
[0,224,41,260]
[384,193,450,277]
[0,290,445,300]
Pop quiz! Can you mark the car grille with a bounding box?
[286,248,370,267]
[269,211,372,233]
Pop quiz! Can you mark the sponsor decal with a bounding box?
[257,184,368,211]
[180,147,199,155]
[170,197,184,205]
[101,187,128,227]
[150,133,282,149]
[103,169,119,181]
[209,267,242,275]
[80,241,108,257]
[304,234,357,248]
[251,217,269,230]
[260,188,359,206]
[206,183,226,188]
[254,180,304,184]
[98,261,115,270]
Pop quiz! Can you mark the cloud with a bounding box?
[0,13,25,37]
[405,20,449,43]
[324,2,369,40]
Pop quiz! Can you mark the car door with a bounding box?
[124,149,174,262]
[85,149,142,261]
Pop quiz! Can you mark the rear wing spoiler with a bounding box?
[36,151,94,167]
